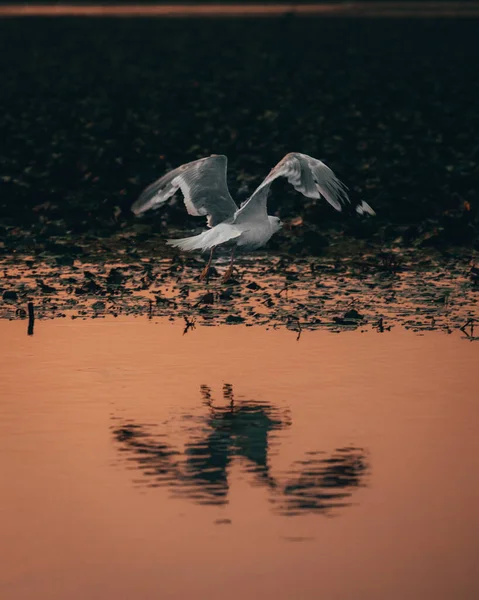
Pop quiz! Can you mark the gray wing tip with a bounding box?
[355,201,376,216]
[131,200,144,216]
[208,153,228,162]
[131,193,154,216]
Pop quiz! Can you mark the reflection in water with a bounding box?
[271,448,368,516]
[112,384,369,516]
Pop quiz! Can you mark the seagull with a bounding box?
[131,153,375,282]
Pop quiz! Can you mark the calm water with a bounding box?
[1,319,478,600]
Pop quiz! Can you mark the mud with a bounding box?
[1,230,477,336]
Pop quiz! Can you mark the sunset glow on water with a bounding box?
[2,319,478,599]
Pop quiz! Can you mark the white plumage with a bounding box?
[131,152,375,280]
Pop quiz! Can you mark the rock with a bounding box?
[74,279,103,295]
[198,292,215,305]
[223,278,241,286]
[155,294,175,306]
[107,268,125,285]
[37,280,56,293]
[225,315,245,324]
[219,287,235,301]
[343,309,364,320]
[56,255,75,267]
[333,317,359,326]
[3,290,18,301]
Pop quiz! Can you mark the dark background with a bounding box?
[1,17,478,251]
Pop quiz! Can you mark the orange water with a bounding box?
[1,319,478,600]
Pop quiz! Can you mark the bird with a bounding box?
[131,152,375,282]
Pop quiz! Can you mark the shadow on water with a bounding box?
[112,384,369,516]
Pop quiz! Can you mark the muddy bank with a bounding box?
[1,231,477,336]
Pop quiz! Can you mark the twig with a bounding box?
[276,281,289,298]
[285,315,302,341]
[460,318,478,340]
[183,315,196,335]
[295,318,302,342]
[27,302,34,336]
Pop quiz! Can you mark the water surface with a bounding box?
[1,320,478,599]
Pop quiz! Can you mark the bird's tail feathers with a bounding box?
[355,201,376,216]
[167,232,211,251]
[167,224,242,252]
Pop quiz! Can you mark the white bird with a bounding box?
[131,153,375,282]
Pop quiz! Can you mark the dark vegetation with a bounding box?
[0,17,478,257]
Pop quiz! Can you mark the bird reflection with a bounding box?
[194,384,288,494]
[112,384,369,516]
[271,448,368,516]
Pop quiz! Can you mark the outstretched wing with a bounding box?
[234,152,374,223]
[131,155,238,227]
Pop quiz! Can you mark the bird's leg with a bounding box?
[221,248,235,283]
[199,247,215,283]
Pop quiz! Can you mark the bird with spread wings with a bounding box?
[131,153,375,282]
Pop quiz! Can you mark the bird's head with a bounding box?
[268,216,282,233]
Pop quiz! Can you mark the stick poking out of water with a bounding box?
[460,318,477,340]
[183,315,196,335]
[27,302,34,336]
